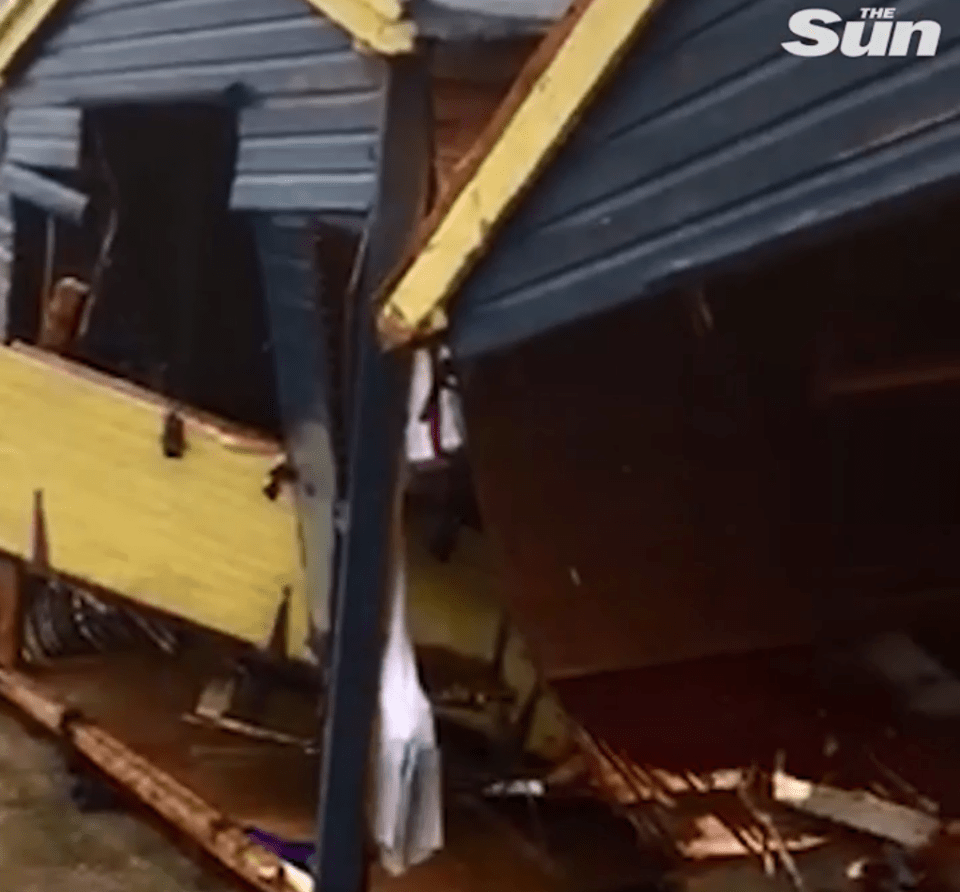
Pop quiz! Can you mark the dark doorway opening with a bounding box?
[9,101,282,435]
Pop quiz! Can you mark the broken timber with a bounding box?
[773,771,941,851]
[0,665,302,892]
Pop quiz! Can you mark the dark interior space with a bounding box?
[465,184,960,678]
[707,187,960,593]
[9,102,283,435]
[464,184,960,815]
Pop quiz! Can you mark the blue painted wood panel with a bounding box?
[0,193,11,340]
[4,0,387,214]
[5,106,82,170]
[450,0,960,357]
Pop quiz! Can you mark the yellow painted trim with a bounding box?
[0,345,311,657]
[0,0,65,76]
[357,0,405,23]
[377,0,663,346]
[0,0,414,77]
[303,0,415,53]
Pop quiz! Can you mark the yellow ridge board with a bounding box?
[377,0,662,346]
[303,0,415,53]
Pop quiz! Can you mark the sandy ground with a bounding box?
[0,704,233,892]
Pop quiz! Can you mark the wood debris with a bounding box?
[773,771,940,850]
[182,712,318,752]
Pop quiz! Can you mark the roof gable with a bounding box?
[0,0,415,73]
[379,0,960,356]
[376,0,662,347]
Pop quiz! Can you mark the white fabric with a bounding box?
[372,534,444,874]
[405,349,464,465]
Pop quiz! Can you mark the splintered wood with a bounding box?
[773,772,940,850]
[37,277,90,354]
[564,633,960,890]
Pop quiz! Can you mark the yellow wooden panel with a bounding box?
[405,527,571,760]
[377,0,663,346]
[0,345,310,657]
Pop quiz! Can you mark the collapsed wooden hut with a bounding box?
[3,0,960,889]
[0,0,578,890]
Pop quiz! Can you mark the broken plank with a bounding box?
[773,772,940,850]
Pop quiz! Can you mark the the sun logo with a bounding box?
[782,8,942,57]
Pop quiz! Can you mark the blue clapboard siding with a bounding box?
[450,0,960,358]
[5,106,82,169]
[5,0,387,213]
[0,192,11,340]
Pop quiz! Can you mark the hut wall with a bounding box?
[2,0,387,214]
[429,38,534,198]
[447,0,960,358]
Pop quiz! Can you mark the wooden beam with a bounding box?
[0,0,65,76]
[301,0,415,54]
[0,555,24,668]
[314,52,432,892]
[254,216,338,653]
[1,163,88,223]
[0,666,296,892]
[376,0,664,348]
[357,0,404,22]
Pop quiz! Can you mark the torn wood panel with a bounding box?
[0,162,87,222]
[255,216,337,646]
[6,105,81,138]
[0,664,300,892]
[773,772,941,850]
[0,343,311,656]
[431,68,523,199]
[5,105,82,169]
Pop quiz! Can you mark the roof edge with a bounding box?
[0,0,415,78]
[303,0,416,54]
[375,0,665,350]
[0,0,64,77]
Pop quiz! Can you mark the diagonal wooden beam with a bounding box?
[0,0,65,77]
[302,0,415,54]
[376,0,664,349]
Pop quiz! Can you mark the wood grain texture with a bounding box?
[462,298,815,680]
[0,555,24,668]
[0,344,311,657]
